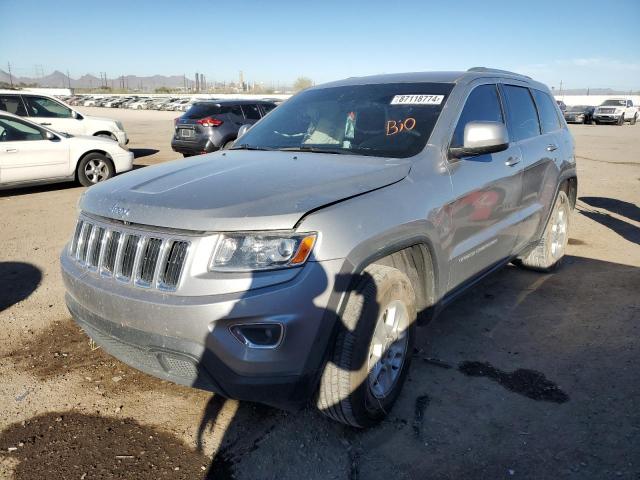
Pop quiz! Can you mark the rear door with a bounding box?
[0,94,28,117]
[447,82,524,289]
[0,116,69,183]
[502,85,560,251]
[22,95,85,136]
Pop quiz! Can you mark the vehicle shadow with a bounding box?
[577,197,640,245]
[190,254,640,479]
[0,181,79,198]
[130,148,159,159]
[0,262,42,311]
[579,196,640,222]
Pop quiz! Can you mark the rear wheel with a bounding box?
[515,190,571,272]
[317,264,416,428]
[631,114,637,125]
[77,152,114,186]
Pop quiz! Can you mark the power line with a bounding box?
[7,62,14,87]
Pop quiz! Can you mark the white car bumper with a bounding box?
[114,131,129,146]
[111,150,134,174]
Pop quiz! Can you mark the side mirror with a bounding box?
[237,124,252,138]
[45,131,60,141]
[449,121,509,159]
[72,111,83,120]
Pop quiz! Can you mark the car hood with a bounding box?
[79,150,411,231]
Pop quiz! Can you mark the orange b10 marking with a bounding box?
[386,117,416,135]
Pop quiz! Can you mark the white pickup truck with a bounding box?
[593,98,638,125]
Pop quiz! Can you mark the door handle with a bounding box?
[505,157,521,167]
[5,148,18,153]
[546,144,558,152]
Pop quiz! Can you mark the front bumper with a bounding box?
[113,130,129,146]
[61,253,344,409]
[111,151,134,174]
[594,114,622,123]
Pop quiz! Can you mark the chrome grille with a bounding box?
[161,241,189,288]
[68,217,190,291]
[598,108,615,114]
[139,238,162,285]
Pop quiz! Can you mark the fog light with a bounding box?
[230,324,283,348]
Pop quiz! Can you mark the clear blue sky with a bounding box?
[1,0,639,90]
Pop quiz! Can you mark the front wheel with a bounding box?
[617,115,625,126]
[77,153,114,186]
[316,264,416,428]
[631,114,637,125]
[515,190,571,272]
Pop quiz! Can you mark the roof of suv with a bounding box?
[313,68,548,91]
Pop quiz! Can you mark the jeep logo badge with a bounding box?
[110,205,130,217]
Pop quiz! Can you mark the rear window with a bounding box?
[503,85,540,142]
[531,89,561,133]
[184,103,226,119]
[0,95,27,116]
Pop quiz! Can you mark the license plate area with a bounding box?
[179,128,195,138]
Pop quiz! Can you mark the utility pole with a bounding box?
[7,62,14,87]
[183,74,186,92]
[66,69,71,89]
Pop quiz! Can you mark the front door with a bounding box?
[0,116,69,184]
[22,95,85,136]
[446,83,524,290]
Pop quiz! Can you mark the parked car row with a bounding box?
[560,98,638,125]
[57,94,285,112]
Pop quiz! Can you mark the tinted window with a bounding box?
[184,103,225,119]
[235,82,454,159]
[261,103,277,114]
[24,96,72,118]
[0,95,27,116]
[532,89,561,133]
[241,104,261,120]
[229,105,243,117]
[601,99,626,106]
[451,84,503,148]
[503,85,540,142]
[0,117,44,142]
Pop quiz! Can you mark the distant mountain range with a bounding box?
[0,69,195,90]
[551,87,636,95]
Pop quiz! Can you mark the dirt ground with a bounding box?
[1,108,638,479]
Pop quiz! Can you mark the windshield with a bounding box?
[235,82,454,158]
[601,100,626,106]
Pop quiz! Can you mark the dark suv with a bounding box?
[171,100,277,156]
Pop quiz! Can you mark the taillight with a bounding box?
[197,117,223,127]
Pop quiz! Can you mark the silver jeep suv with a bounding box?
[61,68,576,427]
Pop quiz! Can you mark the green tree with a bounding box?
[293,76,313,92]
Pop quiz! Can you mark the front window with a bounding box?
[601,100,626,106]
[0,117,45,142]
[234,82,454,158]
[24,96,73,118]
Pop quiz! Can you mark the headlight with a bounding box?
[209,232,316,272]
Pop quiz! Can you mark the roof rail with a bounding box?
[467,67,531,79]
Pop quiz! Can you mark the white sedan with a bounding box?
[0,111,133,189]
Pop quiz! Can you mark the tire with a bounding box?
[515,190,571,272]
[617,115,625,126]
[594,120,600,125]
[317,264,416,428]
[77,152,114,187]
[631,114,637,126]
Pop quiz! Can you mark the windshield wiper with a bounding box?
[278,146,358,155]
[230,144,274,151]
